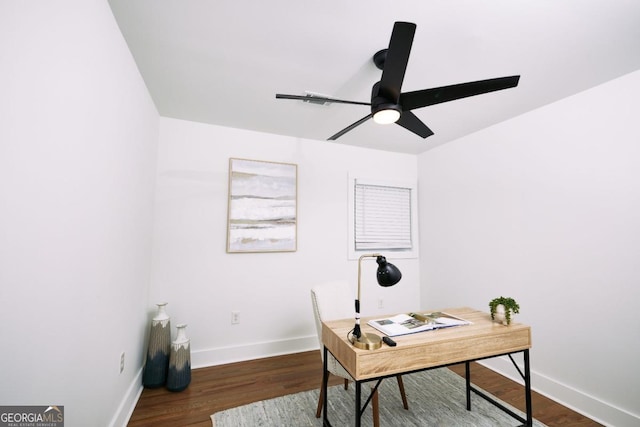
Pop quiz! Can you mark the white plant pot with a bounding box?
[494,304,509,325]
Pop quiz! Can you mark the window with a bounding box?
[348,176,418,259]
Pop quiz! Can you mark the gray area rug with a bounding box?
[211,367,546,426]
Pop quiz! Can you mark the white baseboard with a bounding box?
[109,367,143,427]
[191,335,318,369]
[479,356,640,427]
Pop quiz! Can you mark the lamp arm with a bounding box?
[353,253,382,339]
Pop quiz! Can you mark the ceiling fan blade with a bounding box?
[378,22,416,102]
[400,75,520,111]
[396,111,434,138]
[276,93,370,106]
[327,114,372,140]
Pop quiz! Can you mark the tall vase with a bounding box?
[143,303,171,388]
[166,324,191,392]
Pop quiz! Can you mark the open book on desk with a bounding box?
[367,311,472,337]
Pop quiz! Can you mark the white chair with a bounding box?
[311,280,408,425]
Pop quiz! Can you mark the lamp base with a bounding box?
[350,332,383,350]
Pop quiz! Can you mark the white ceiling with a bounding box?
[108,0,640,154]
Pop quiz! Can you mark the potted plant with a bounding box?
[489,296,520,325]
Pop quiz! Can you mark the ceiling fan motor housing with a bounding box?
[371,81,402,123]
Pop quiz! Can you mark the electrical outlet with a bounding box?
[120,352,125,373]
[378,299,384,309]
[231,311,240,324]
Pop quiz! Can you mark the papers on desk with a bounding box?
[367,312,471,337]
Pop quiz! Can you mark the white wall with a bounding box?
[0,2,158,426]
[418,70,640,426]
[151,117,420,366]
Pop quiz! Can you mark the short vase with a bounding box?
[166,324,191,392]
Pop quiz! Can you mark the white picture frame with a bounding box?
[227,158,297,253]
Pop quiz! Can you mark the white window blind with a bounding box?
[354,182,412,250]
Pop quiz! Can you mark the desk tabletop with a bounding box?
[322,307,531,380]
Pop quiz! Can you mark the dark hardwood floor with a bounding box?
[128,350,602,427]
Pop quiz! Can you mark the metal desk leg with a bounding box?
[355,381,362,427]
[468,351,533,426]
[322,346,330,427]
[524,349,533,426]
[465,361,471,410]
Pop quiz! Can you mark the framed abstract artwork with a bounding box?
[227,158,297,253]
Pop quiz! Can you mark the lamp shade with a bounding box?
[376,256,402,286]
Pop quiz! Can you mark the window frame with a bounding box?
[347,175,419,260]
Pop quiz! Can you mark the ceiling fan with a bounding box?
[276,21,520,141]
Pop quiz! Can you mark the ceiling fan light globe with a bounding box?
[372,107,401,125]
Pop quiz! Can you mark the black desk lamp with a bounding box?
[351,253,402,350]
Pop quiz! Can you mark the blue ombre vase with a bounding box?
[166,324,191,392]
[142,303,171,388]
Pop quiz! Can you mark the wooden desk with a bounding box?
[321,307,532,426]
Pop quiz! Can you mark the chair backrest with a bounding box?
[310,280,354,353]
